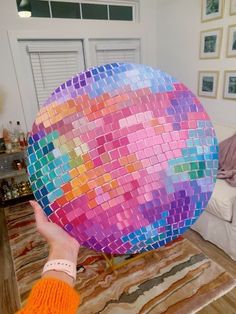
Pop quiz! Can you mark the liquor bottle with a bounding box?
[3,121,13,152]
[0,124,6,152]
[15,121,25,149]
[10,121,20,152]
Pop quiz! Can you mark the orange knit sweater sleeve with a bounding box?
[16,277,80,314]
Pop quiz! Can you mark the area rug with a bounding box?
[5,202,236,314]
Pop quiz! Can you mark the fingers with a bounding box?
[30,200,48,225]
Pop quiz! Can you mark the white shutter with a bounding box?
[27,42,84,106]
[96,49,137,65]
[90,39,140,66]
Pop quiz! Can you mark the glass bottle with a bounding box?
[11,121,20,152]
[3,121,13,152]
[15,121,25,149]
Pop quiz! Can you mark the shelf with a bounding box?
[1,193,34,207]
[0,150,26,156]
[0,169,27,180]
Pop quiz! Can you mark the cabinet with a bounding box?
[0,150,34,206]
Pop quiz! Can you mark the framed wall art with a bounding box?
[227,24,236,57]
[201,0,224,22]
[223,71,236,100]
[230,0,236,15]
[200,28,222,59]
[198,71,219,98]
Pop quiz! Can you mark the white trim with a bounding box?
[79,2,83,18]
[48,1,53,18]
[6,32,28,129]
[107,4,110,20]
[83,38,91,68]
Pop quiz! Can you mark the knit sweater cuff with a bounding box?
[20,277,80,313]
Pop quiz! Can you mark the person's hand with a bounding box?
[30,200,80,286]
[30,200,80,264]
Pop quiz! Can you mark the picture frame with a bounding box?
[230,0,236,15]
[198,71,219,98]
[226,24,236,57]
[223,71,236,100]
[201,0,224,22]
[200,28,222,59]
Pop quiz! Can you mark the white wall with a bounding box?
[3,0,234,131]
[156,0,236,127]
[0,0,158,131]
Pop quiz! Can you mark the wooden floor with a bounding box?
[1,208,20,314]
[1,207,236,314]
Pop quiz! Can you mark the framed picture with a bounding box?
[227,25,236,57]
[223,71,236,100]
[230,0,236,15]
[198,71,219,98]
[200,28,222,59]
[201,0,224,22]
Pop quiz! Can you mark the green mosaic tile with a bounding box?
[36,150,43,159]
[182,163,190,171]
[189,171,197,180]
[197,170,204,178]
[199,161,206,169]
[174,165,183,173]
[190,162,198,170]
[36,179,43,189]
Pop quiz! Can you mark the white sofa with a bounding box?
[191,122,236,260]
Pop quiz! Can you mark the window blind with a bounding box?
[95,42,140,65]
[27,42,84,106]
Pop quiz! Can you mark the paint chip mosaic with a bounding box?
[27,63,218,254]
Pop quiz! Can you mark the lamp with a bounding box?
[17,0,32,18]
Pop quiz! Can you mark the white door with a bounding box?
[18,40,85,129]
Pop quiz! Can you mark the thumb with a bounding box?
[30,200,48,225]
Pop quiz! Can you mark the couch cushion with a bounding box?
[206,179,236,222]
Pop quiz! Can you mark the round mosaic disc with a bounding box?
[27,63,218,254]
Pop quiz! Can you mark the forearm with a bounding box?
[17,244,80,313]
[18,201,81,313]
[42,244,78,287]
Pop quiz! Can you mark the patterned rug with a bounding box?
[5,202,236,314]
